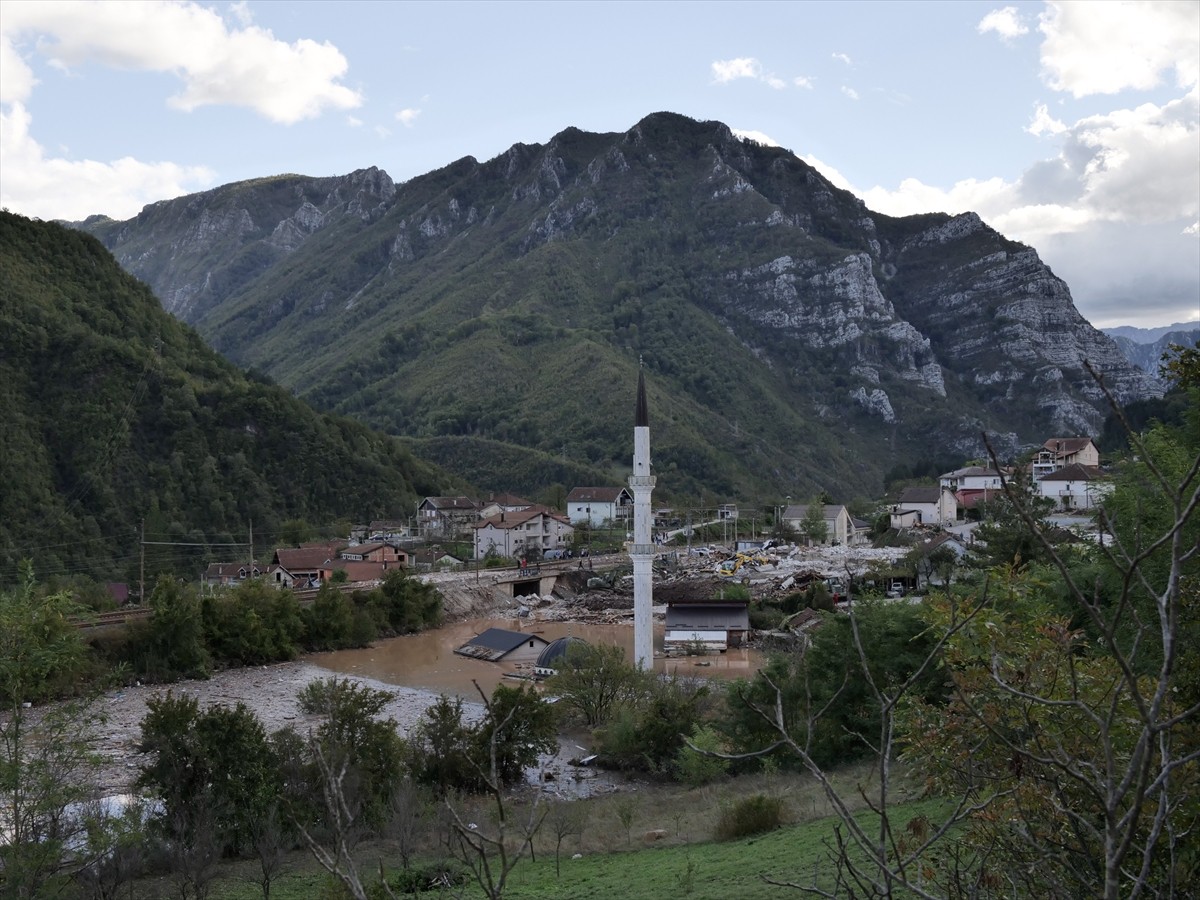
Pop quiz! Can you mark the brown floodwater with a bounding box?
[311,616,765,701]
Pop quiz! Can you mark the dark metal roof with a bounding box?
[454,628,549,662]
[665,603,750,631]
[535,636,589,670]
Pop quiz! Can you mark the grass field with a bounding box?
[138,765,940,900]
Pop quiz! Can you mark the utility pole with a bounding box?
[248,518,253,569]
[139,518,145,605]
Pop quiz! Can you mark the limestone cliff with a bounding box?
[74,113,1161,498]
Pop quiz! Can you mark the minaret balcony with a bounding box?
[629,475,657,489]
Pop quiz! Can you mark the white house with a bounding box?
[1036,463,1111,510]
[939,466,1007,492]
[472,507,574,560]
[566,486,633,527]
[783,504,853,546]
[892,486,958,527]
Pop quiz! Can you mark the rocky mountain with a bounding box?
[76,112,1161,501]
[1104,321,1200,344]
[0,211,457,585]
[1104,324,1200,375]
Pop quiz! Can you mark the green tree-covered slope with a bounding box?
[0,211,456,585]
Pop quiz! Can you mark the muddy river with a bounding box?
[312,616,765,700]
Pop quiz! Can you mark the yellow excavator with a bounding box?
[715,552,770,577]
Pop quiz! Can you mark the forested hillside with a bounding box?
[0,212,455,586]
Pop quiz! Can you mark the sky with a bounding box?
[1,0,1197,329]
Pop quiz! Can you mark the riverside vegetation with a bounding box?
[2,345,1195,898]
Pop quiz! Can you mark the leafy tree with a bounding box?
[715,406,1198,899]
[969,470,1057,570]
[800,502,829,544]
[136,692,281,856]
[545,642,645,726]
[0,564,101,898]
[723,600,945,771]
[473,683,558,787]
[203,579,304,666]
[368,569,442,635]
[408,694,478,793]
[132,575,210,681]
[303,582,357,651]
[596,675,711,775]
[296,677,407,828]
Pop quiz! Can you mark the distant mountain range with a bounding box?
[75,112,1162,501]
[1101,322,1200,376]
[1103,322,1199,344]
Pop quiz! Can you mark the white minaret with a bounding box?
[629,367,656,670]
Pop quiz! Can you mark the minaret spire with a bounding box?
[629,366,656,670]
[635,368,649,429]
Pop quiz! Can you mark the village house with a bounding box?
[850,516,873,546]
[1036,463,1111,510]
[783,503,854,546]
[940,465,1009,513]
[417,496,480,537]
[472,506,574,561]
[663,599,751,653]
[453,627,550,663]
[477,493,534,519]
[318,558,403,585]
[1031,437,1100,482]
[891,486,959,528]
[338,541,408,566]
[566,486,633,527]
[409,547,464,572]
[201,561,262,590]
[271,544,342,588]
[913,532,971,588]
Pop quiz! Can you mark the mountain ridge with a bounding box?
[76,111,1162,501]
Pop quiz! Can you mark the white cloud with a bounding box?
[832,52,851,65]
[841,86,859,101]
[1026,102,1067,136]
[793,75,813,89]
[978,6,1029,40]
[346,115,363,127]
[711,57,761,83]
[0,101,214,220]
[1038,0,1199,97]
[711,56,802,92]
[228,1,253,27]
[733,129,780,147]
[1,0,363,124]
[396,108,421,127]
[0,32,37,103]
[1185,221,1199,236]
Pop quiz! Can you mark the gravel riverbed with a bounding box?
[89,660,485,795]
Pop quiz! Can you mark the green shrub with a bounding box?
[674,725,729,786]
[748,605,784,630]
[713,793,785,841]
[374,862,467,895]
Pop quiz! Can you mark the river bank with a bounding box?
[89,659,487,795]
